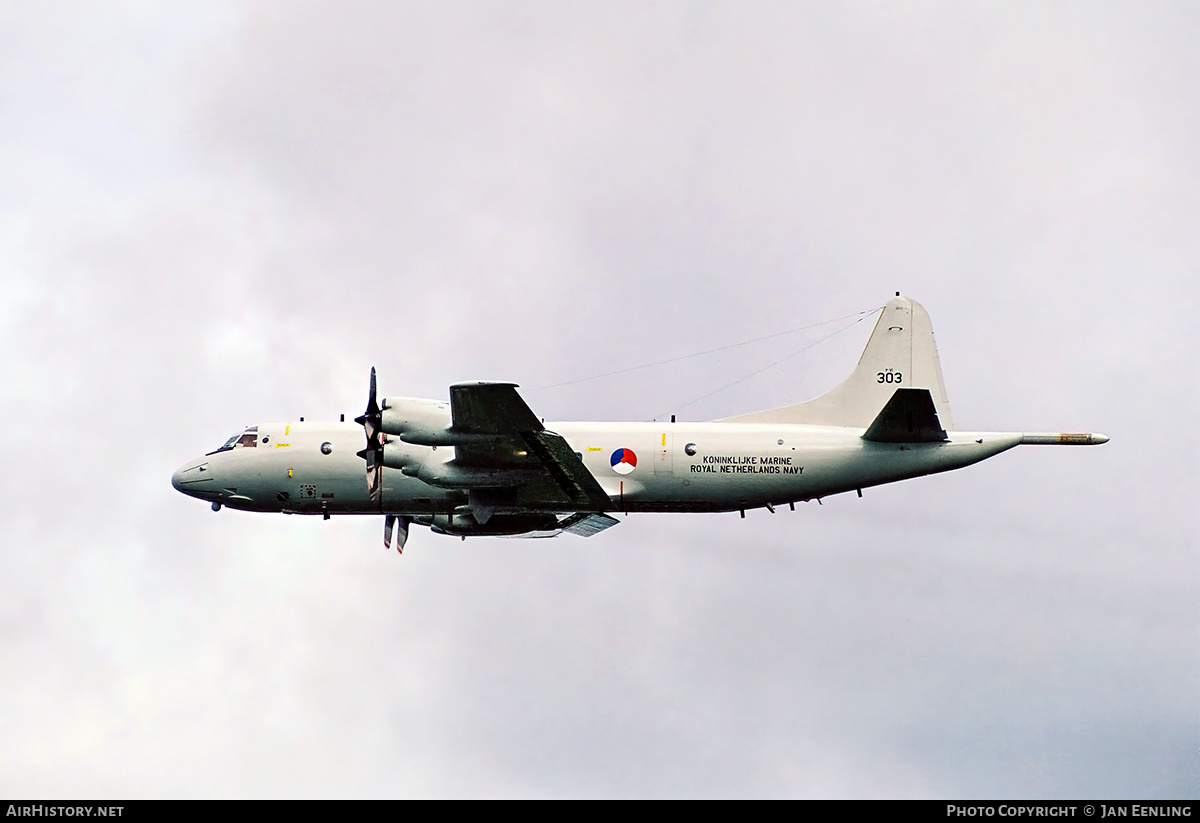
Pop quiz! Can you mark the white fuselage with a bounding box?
[171,418,1021,516]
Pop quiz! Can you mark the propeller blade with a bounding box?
[383,515,410,553]
[354,367,381,440]
[355,368,385,503]
[365,449,382,503]
[394,516,411,553]
[370,464,382,503]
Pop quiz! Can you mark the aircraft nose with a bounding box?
[172,459,214,495]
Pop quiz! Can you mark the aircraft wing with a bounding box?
[446,382,612,512]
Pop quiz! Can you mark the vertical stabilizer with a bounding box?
[719,295,955,430]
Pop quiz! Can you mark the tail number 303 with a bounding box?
[877,369,903,384]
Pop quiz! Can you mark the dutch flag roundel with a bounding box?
[610,448,637,475]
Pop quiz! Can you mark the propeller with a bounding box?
[384,514,412,553]
[355,367,384,504]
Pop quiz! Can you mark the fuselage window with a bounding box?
[320,442,332,455]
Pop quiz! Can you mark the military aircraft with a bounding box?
[171,295,1107,551]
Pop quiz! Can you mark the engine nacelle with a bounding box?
[380,396,451,436]
[381,440,427,471]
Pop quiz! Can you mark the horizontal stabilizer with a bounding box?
[863,388,949,443]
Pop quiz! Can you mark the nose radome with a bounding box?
[172,460,213,495]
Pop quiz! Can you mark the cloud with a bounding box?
[0,1,1195,798]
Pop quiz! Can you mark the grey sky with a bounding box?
[0,1,1195,797]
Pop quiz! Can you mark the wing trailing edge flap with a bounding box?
[523,428,611,510]
[449,382,611,511]
[863,388,949,443]
[559,512,621,537]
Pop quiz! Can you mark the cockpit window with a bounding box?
[208,426,259,455]
[210,434,239,454]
